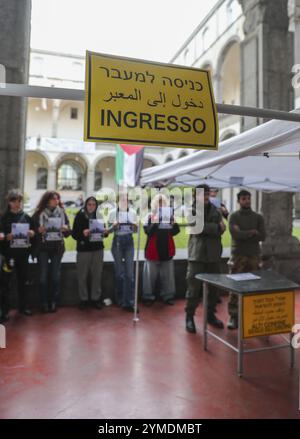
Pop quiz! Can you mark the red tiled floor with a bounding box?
[0,295,300,419]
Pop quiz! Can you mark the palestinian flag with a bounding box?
[115,144,144,187]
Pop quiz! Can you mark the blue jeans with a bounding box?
[111,234,134,307]
[38,251,62,305]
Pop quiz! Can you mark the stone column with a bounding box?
[289,0,300,106]
[239,0,300,282]
[0,0,31,210]
[48,166,57,191]
[86,168,95,196]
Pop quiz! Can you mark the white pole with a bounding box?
[133,220,141,323]
[1,83,300,123]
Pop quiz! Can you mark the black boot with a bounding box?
[186,314,196,333]
[207,312,224,329]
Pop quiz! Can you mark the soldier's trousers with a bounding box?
[228,255,260,318]
[185,261,220,316]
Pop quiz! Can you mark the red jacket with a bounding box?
[144,217,179,261]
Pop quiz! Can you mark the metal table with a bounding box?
[196,270,299,377]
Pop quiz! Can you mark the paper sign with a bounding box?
[45,218,62,241]
[159,207,172,229]
[243,291,295,338]
[226,273,261,281]
[11,223,29,248]
[89,219,105,242]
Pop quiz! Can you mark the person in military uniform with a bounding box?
[227,190,266,329]
[185,184,226,333]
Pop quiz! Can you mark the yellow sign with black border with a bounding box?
[243,291,294,338]
[84,51,218,150]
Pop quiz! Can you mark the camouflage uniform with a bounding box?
[228,255,260,317]
[185,202,223,317]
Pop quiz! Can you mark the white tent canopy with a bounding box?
[140,109,300,191]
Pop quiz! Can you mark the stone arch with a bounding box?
[55,153,88,192]
[143,158,155,169]
[24,151,50,195]
[220,130,237,141]
[143,153,160,166]
[178,150,189,159]
[216,36,241,105]
[93,156,116,191]
[165,155,173,163]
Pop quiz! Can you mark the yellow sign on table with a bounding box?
[243,291,295,338]
[84,51,218,149]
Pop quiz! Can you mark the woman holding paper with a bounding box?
[33,191,70,313]
[109,194,137,312]
[72,196,108,310]
[0,189,35,322]
[142,194,179,306]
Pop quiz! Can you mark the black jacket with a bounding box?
[32,210,70,256]
[72,209,104,252]
[0,210,34,258]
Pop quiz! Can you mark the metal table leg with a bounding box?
[290,332,295,368]
[203,282,208,351]
[238,294,243,377]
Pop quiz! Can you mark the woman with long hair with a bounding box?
[33,191,70,313]
[72,196,108,310]
[109,194,137,312]
[0,189,35,322]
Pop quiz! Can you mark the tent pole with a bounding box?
[133,220,141,323]
[216,103,300,123]
[1,83,300,123]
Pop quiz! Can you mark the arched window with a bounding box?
[57,161,83,190]
[36,167,48,189]
[219,42,240,105]
[94,170,102,191]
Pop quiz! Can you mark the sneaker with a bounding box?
[227,316,238,330]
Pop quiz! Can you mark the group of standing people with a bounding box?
[0,185,266,330]
[0,190,180,323]
[0,190,71,322]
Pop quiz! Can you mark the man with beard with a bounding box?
[227,190,266,329]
